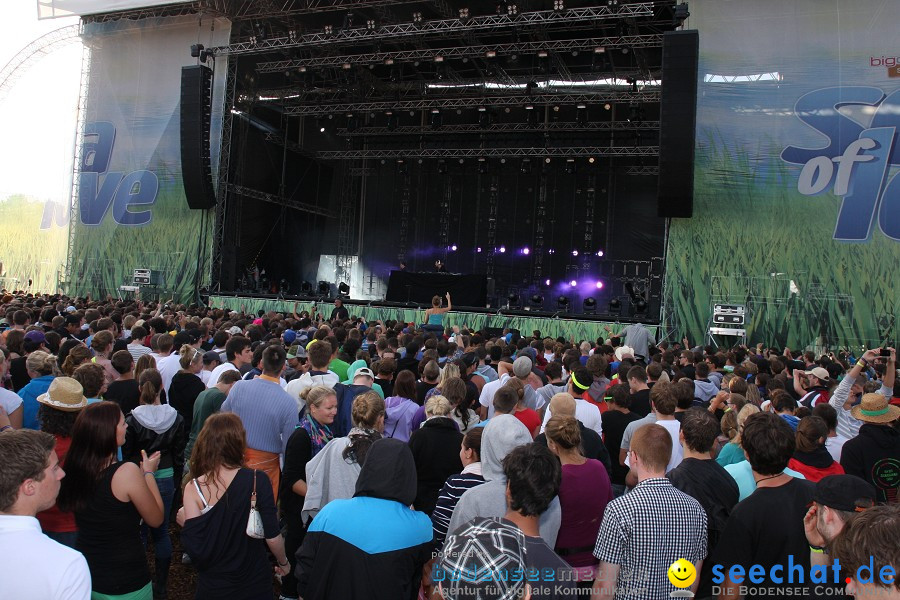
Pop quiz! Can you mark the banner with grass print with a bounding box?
[666,0,900,349]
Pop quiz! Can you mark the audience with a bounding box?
[2,293,900,600]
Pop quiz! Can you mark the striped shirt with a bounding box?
[127,342,152,364]
[430,465,485,549]
[221,378,298,455]
[593,477,707,600]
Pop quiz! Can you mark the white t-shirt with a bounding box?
[206,362,239,388]
[478,374,511,419]
[0,515,91,600]
[539,399,603,437]
[157,353,181,394]
[0,387,23,416]
[623,415,684,473]
[825,434,848,463]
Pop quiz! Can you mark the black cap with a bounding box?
[202,351,222,364]
[461,352,478,367]
[814,475,876,512]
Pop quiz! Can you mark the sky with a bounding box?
[0,2,80,203]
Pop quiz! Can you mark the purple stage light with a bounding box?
[545,279,551,286]
[596,250,604,257]
[450,244,458,251]
[548,249,555,255]
[596,281,604,289]
[522,247,530,255]
[499,246,506,253]
[569,280,577,287]
[476,247,482,253]
[572,250,579,257]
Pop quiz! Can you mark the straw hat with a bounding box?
[36,377,88,412]
[614,345,634,362]
[851,393,900,424]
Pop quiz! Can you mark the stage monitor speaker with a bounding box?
[657,30,699,218]
[180,65,216,210]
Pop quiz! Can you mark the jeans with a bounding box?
[141,476,174,561]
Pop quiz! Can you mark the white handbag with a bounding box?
[246,470,266,539]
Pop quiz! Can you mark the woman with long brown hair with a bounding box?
[178,412,289,599]
[58,401,164,600]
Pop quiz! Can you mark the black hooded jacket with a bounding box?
[296,438,433,600]
[841,424,900,503]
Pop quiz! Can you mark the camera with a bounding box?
[880,348,891,357]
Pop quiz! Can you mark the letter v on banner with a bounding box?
[833,127,895,241]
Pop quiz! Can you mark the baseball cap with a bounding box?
[461,352,478,368]
[202,351,222,365]
[227,326,242,335]
[804,367,830,382]
[353,367,375,380]
[24,330,47,344]
[286,344,307,360]
[512,356,532,378]
[435,517,528,600]
[283,329,297,345]
[814,474,876,512]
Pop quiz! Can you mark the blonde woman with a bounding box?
[168,345,206,431]
[715,403,760,466]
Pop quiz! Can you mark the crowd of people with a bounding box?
[0,290,898,600]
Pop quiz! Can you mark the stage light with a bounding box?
[324,25,333,35]
[434,55,444,63]
[594,46,606,54]
[530,294,544,308]
[596,249,604,257]
[674,3,690,23]
[565,158,576,174]
[607,0,619,6]
[507,4,518,16]
[635,299,649,314]
[572,250,579,257]
[548,249,555,255]
[430,109,442,128]
[346,113,358,132]
[319,127,326,133]
[583,297,597,314]
[459,7,469,19]
[521,247,530,255]
[507,293,520,307]
[544,279,551,286]
[478,108,492,128]
[544,157,551,164]
[499,246,506,253]
[557,295,570,309]
[366,19,376,30]
[595,281,604,289]
[412,11,422,23]
[553,0,564,9]
[520,158,532,174]
[384,57,394,65]
[608,298,622,315]
[451,244,458,251]
[569,280,577,287]
[477,247,482,253]
[485,50,497,59]
[300,281,313,294]
[317,281,330,295]
[576,105,588,126]
[589,157,596,164]
[338,282,350,297]
[604,103,612,111]
[342,62,352,70]
[190,43,204,58]
[537,50,548,58]
[438,159,448,174]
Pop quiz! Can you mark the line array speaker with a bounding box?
[180,65,216,210]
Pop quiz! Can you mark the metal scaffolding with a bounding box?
[212,56,238,292]
[314,146,658,160]
[211,6,657,57]
[335,120,661,136]
[255,35,663,71]
[282,90,660,116]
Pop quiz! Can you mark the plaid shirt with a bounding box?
[593,477,707,600]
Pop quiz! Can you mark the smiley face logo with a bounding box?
[668,559,696,589]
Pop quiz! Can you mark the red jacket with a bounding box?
[788,448,845,482]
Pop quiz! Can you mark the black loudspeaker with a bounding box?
[657,30,699,218]
[180,65,216,210]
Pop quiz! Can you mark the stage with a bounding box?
[210,293,659,342]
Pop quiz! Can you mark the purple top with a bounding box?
[410,404,427,433]
[555,459,614,567]
[383,396,421,442]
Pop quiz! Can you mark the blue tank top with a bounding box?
[427,312,443,325]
